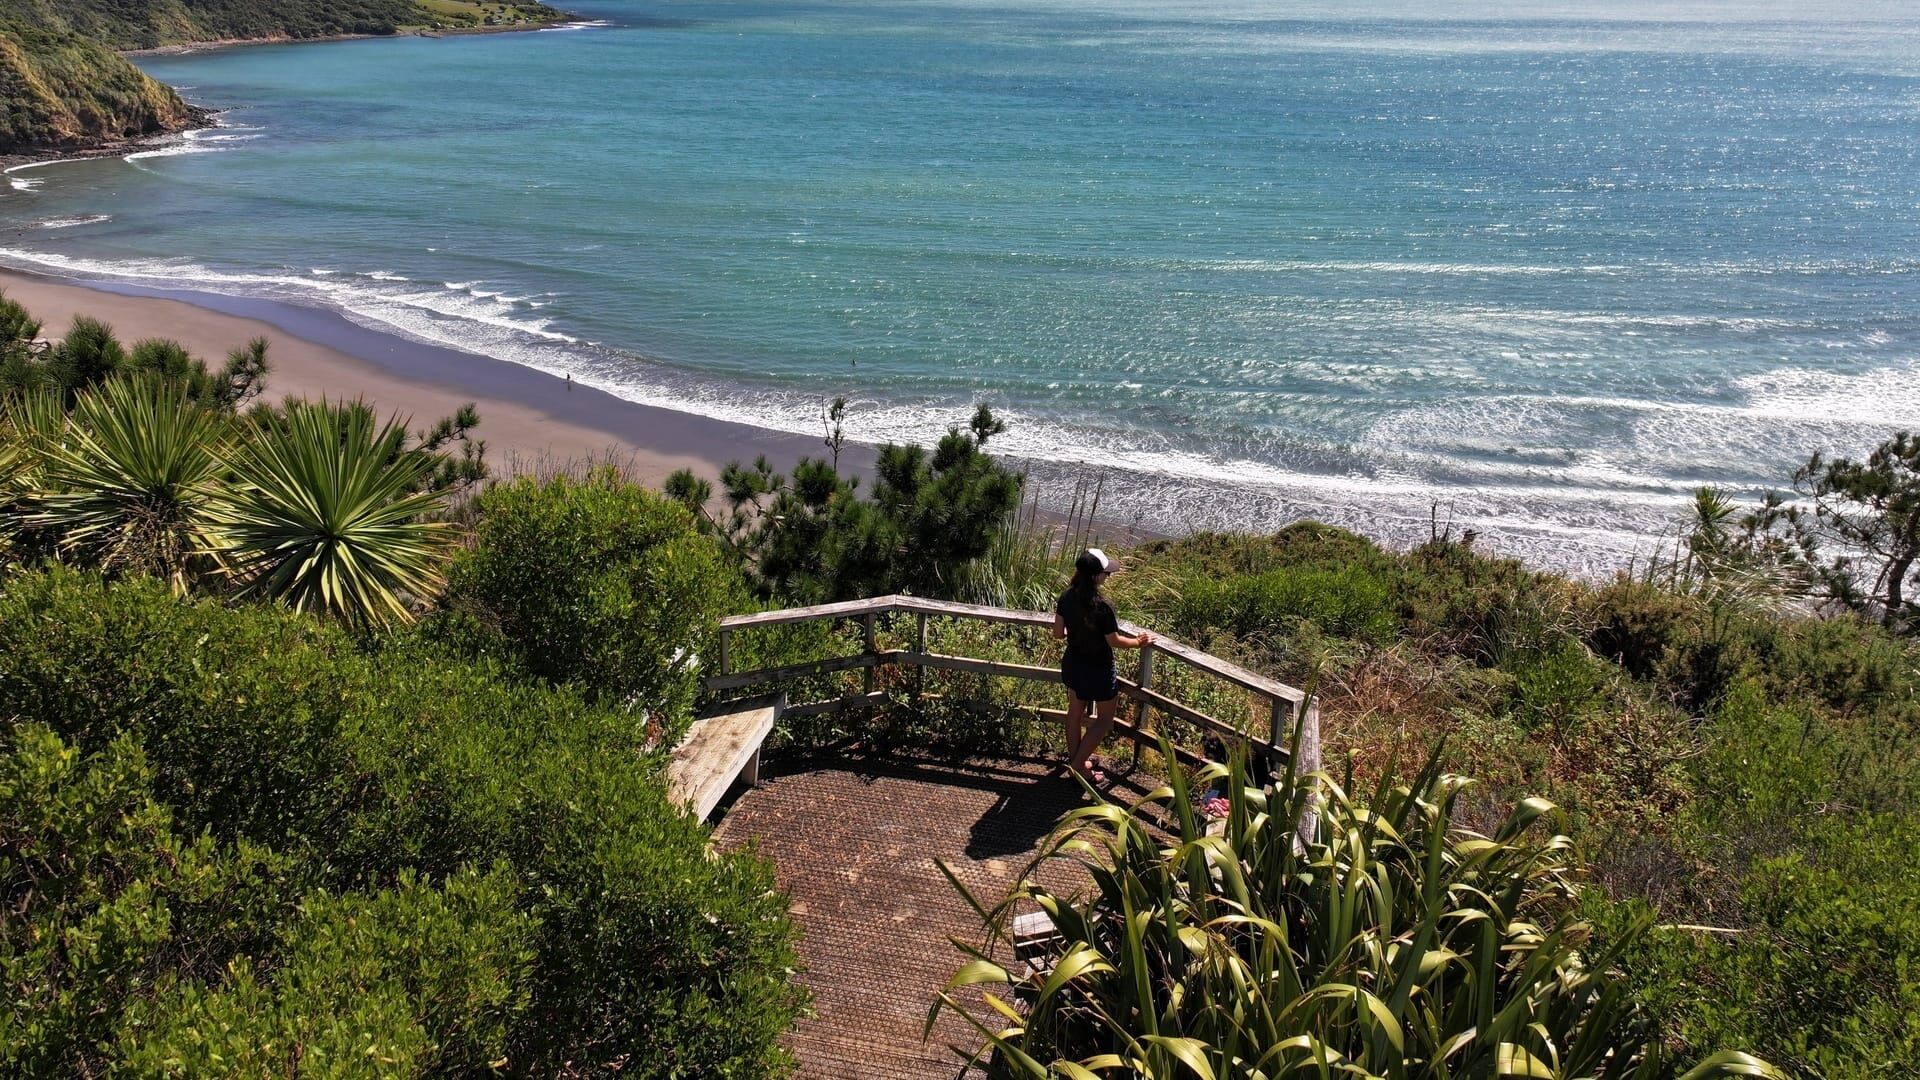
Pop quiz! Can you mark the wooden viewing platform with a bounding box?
[711,749,1162,1079]
[665,595,1320,1075]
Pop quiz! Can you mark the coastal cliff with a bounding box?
[0,0,566,156]
[0,28,203,155]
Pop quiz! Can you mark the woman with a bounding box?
[1053,548,1154,783]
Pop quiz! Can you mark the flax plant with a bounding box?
[934,740,1783,1079]
[210,399,454,627]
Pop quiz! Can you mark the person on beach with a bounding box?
[1053,548,1153,784]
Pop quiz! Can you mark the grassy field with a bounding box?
[408,0,567,29]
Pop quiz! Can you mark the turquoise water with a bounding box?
[5,0,1920,568]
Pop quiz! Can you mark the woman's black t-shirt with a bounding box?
[1056,588,1120,667]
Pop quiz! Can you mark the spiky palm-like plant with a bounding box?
[0,437,23,569]
[23,378,226,591]
[210,399,454,627]
[935,743,1783,1080]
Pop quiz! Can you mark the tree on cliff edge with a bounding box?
[1747,430,1920,632]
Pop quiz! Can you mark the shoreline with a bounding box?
[121,17,585,59]
[0,267,842,488]
[0,265,1655,573]
[0,267,1166,550]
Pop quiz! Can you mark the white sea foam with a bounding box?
[1197,258,1593,277]
[122,124,263,164]
[1735,361,1920,430]
[539,20,614,32]
[1152,255,1920,282]
[124,139,215,162]
[0,248,575,354]
[3,158,80,193]
[33,215,112,230]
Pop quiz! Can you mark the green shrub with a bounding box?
[1595,816,1920,1079]
[0,569,805,1075]
[1648,606,1769,714]
[0,568,363,844]
[119,866,534,1077]
[1398,538,1558,662]
[441,467,738,720]
[1588,677,1920,1077]
[1507,637,1610,732]
[0,722,302,1075]
[1583,579,1702,680]
[683,410,1023,604]
[0,724,182,1073]
[1764,614,1915,713]
[1176,562,1395,643]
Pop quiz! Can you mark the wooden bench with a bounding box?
[666,694,784,820]
[1011,910,1061,978]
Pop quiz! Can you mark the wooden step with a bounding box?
[666,695,783,820]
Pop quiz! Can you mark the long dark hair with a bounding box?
[1061,554,1105,635]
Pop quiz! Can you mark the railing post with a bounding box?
[1133,645,1155,735]
[862,611,878,701]
[718,628,732,678]
[1294,695,1323,852]
[1131,645,1155,766]
[1269,696,1286,750]
[914,612,928,703]
[1297,696,1321,776]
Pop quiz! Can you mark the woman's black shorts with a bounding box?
[1061,654,1119,704]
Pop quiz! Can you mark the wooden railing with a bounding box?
[705,595,1319,772]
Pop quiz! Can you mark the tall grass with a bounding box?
[957,472,1158,610]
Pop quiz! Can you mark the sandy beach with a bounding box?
[0,268,838,485]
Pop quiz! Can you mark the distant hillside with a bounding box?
[0,1,408,49]
[0,27,200,154]
[0,0,566,156]
[0,0,568,50]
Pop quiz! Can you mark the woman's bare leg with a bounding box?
[1065,691,1087,769]
[1072,697,1119,775]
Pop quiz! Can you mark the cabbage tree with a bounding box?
[23,377,226,591]
[211,399,453,627]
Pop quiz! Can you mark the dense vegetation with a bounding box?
[5,285,1918,1075]
[0,571,801,1076]
[907,516,1919,1077]
[937,746,1779,1078]
[0,295,804,1075]
[0,0,566,154]
[0,0,565,49]
[0,25,199,152]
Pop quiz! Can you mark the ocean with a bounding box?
[5,0,1920,571]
